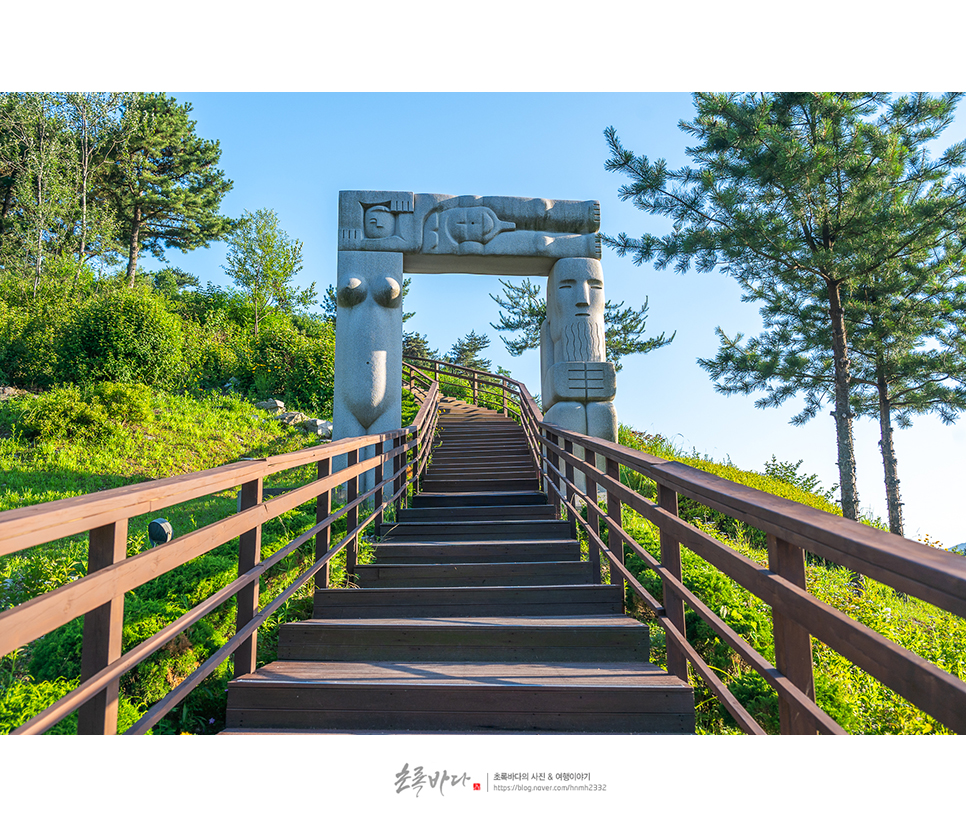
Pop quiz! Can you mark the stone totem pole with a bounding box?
[332,190,617,494]
[539,257,617,491]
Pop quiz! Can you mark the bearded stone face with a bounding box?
[547,258,606,362]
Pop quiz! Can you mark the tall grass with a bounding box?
[611,426,965,734]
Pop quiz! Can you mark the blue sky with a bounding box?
[138,91,966,547]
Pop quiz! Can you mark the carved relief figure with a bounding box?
[338,191,601,264]
[421,196,600,260]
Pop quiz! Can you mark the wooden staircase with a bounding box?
[224,399,694,733]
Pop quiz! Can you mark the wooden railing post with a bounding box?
[374,442,386,530]
[393,433,404,514]
[346,448,359,584]
[78,520,128,734]
[586,471,601,584]
[502,382,507,416]
[768,534,817,734]
[234,477,263,679]
[472,371,479,406]
[315,459,331,591]
[547,430,561,519]
[658,484,688,682]
[564,438,577,540]
[606,456,624,599]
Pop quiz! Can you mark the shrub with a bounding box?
[19,385,117,442]
[18,382,154,443]
[59,289,186,388]
[1,300,74,389]
[401,388,419,426]
[88,381,154,423]
[246,317,336,416]
[0,675,144,734]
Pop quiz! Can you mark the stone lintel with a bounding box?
[402,253,560,277]
[339,190,601,269]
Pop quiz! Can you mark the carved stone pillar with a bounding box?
[540,257,618,493]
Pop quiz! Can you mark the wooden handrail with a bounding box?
[7,356,966,736]
[408,366,966,735]
[0,381,442,735]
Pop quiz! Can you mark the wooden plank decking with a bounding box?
[224,399,695,733]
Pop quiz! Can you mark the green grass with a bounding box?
[0,385,346,734]
[3,392,963,736]
[607,425,965,735]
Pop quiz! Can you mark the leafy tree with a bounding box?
[446,329,491,371]
[0,93,77,299]
[109,93,232,285]
[489,277,673,372]
[62,92,131,283]
[604,92,966,522]
[222,208,313,339]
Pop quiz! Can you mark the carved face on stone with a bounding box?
[441,206,512,245]
[364,206,396,239]
[547,259,606,362]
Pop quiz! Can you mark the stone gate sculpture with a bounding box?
[333,190,618,493]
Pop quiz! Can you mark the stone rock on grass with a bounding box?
[0,386,30,401]
[255,399,285,413]
[274,411,310,426]
[300,418,333,438]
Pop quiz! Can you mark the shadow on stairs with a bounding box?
[223,399,695,734]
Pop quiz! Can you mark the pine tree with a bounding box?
[446,330,491,371]
[701,268,966,536]
[604,92,966,522]
[403,331,439,360]
[489,277,673,371]
[109,93,232,285]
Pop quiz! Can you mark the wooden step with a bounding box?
[312,584,624,618]
[430,442,531,454]
[411,491,548,508]
[427,458,534,469]
[277,615,650,662]
[356,560,595,587]
[225,659,694,733]
[379,519,571,541]
[427,457,534,468]
[420,477,541,493]
[371,539,582,563]
[395,504,555,522]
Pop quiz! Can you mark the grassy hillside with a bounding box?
[1,388,963,734]
[611,426,965,734]
[0,384,350,734]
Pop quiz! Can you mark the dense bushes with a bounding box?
[244,316,336,415]
[0,282,337,419]
[19,382,154,442]
[58,289,186,387]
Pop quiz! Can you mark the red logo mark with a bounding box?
[473,783,481,791]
